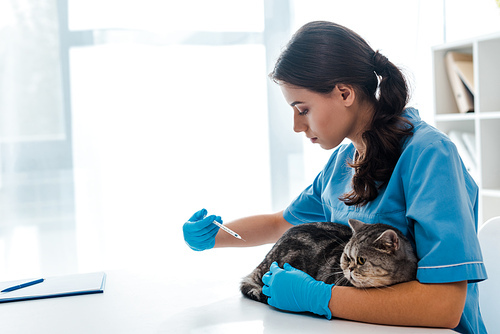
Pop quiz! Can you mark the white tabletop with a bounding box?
[0,268,454,334]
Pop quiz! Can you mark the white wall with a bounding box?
[445,0,500,43]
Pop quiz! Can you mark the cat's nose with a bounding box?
[349,266,355,272]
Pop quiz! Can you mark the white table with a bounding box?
[0,269,454,333]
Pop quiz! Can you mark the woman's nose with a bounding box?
[293,112,307,133]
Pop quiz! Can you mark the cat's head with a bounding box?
[340,219,417,288]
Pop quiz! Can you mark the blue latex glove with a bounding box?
[262,262,334,319]
[183,208,222,251]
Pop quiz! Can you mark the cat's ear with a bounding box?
[348,219,366,233]
[374,230,400,253]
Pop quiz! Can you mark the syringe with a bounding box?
[212,220,245,241]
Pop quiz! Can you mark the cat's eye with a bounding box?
[357,256,366,265]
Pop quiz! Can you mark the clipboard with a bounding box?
[0,272,106,303]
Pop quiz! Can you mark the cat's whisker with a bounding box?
[334,276,350,286]
[325,272,344,285]
[367,283,382,291]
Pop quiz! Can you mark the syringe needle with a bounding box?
[212,220,245,241]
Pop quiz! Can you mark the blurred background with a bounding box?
[1,0,499,281]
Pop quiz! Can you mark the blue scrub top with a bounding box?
[283,108,488,334]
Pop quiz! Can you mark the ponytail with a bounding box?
[271,21,413,207]
[339,51,413,206]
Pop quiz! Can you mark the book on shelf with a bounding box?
[445,52,474,113]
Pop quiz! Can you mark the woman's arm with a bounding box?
[330,280,467,329]
[214,211,292,247]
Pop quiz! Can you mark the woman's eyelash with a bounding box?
[298,109,309,116]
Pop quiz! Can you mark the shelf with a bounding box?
[435,113,476,122]
[435,111,500,122]
[478,111,500,119]
[477,38,500,112]
[433,31,500,224]
[482,189,500,197]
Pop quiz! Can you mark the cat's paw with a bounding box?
[240,277,267,303]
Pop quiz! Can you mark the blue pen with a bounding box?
[1,278,44,293]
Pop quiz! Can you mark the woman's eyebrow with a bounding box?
[290,101,304,107]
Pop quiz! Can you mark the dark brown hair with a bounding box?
[270,21,413,207]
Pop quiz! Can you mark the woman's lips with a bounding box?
[310,137,318,143]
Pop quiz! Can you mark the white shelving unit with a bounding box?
[433,32,500,225]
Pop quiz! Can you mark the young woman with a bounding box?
[183,21,487,334]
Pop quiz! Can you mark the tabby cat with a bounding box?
[240,219,417,303]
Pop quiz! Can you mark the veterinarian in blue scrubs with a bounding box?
[183,21,487,334]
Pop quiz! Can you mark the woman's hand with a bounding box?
[262,262,334,319]
[182,208,221,251]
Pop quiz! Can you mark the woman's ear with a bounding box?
[336,84,355,107]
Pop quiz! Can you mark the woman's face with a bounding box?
[280,84,366,151]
